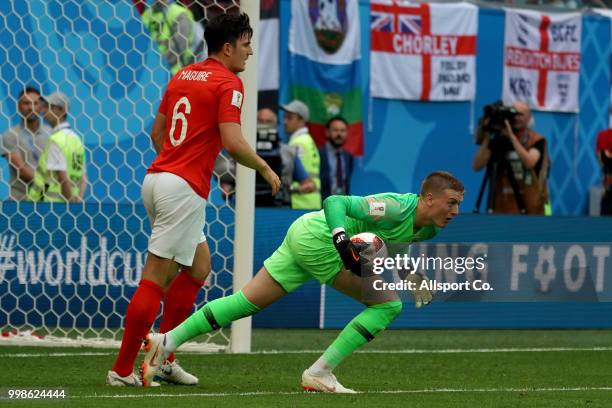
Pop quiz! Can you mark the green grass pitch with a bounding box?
[2,329,612,407]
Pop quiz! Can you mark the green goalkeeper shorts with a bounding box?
[263,215,343,293]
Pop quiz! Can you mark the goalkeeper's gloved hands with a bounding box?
[405,273,433,308]
[332,230,363,276]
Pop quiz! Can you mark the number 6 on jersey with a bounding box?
[169,96,191,146]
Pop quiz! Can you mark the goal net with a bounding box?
[0,0,245,352]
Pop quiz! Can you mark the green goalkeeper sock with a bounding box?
[317,301,403,370]
[167,290,260,350]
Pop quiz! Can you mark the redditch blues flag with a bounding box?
[287,0,363,155]
[370,0,478,101]
[503,9,581,112]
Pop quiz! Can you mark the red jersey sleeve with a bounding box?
[217,77,243,124]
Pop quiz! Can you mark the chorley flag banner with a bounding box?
[503,9,581,112]
[370,0,478,101]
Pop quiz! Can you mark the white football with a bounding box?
[350,232,387,261]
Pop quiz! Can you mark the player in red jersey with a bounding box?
[106,13,281,387]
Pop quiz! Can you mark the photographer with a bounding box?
[595,127,612,215]
[215,108,315,206]
[473,101,550,215]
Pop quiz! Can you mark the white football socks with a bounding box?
[162,333,177,354]
[308,356,333,376]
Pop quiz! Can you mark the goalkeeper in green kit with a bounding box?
[141,171,464,391]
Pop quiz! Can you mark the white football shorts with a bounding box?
[141,172,206,266]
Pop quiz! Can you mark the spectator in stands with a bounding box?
[257,106,277,127]
[213,108,315,206]
[473,101,550,215]
[142,0,204,74]
[596,127,612,215]
[1,86,52,200]
[28,92,87,202]
[319,116,354,201]
[281,100,321,209]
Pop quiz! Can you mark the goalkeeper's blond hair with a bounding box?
[420,171,464,196]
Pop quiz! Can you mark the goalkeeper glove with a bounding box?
[405,273,433,309]
[332,230,363,276]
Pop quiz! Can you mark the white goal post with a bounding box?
[231,0,260,354]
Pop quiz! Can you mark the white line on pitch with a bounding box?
[254,347,612,354]
[4,352,113,358]
[71,387,612,399]
[4,346,612,358]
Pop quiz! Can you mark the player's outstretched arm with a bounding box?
[220,122,280,195]
[323,195,361,232]
[323,195,402,231]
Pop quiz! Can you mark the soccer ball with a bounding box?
[350,232,387,261]
[350,232,384,251]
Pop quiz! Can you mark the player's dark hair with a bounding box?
[420,171,464,195]
[205,13,253,54]
[18,86,41,99]
[325,116,348,129]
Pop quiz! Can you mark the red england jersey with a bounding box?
[148,58,244,198]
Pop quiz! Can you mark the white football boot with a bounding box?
[140,333,169,387]
[301,369,357,394]
[107,370,160,387]
[155,360,199,385]
[106,370,142,387]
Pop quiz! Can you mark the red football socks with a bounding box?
[112,279,163,377]
[159,271,204,363]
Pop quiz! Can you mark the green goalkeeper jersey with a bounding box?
[300,193,439,244]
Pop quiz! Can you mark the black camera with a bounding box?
[256,123,279,151]
[255,123,283,206]
[482,101,518,134]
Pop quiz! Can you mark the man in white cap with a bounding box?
[281,100,321,209]
[28,92,87,202]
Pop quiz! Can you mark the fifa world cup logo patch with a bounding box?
[368,201,386,216]
[231,90,243,108]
